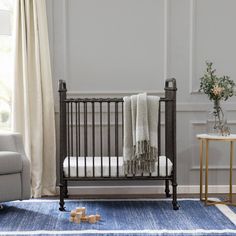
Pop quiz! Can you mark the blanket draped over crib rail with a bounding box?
[123,93,160,175]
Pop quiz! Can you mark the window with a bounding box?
[0,0,15,130]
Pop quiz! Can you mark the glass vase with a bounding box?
[206,100,230,136]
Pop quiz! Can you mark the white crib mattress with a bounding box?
[63,156,172,177]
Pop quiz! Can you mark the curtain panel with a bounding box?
[12,0,56,197]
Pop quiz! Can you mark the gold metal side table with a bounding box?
[197,134,236,206]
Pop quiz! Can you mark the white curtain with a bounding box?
[12,0,56,197]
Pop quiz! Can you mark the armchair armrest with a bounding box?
[0,132,31,200]
[0,132,26,155]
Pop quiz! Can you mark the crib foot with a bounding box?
[59,198,66,211]
[59,183,66,211]
[165,180,171,198]
[64,188,69,199]
[59,204,66,211]
[165,192,171,198]
[64,181,69,198]
[172,181,179,210]
[172,202,180,210]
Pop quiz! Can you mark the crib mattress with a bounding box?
[63,156,172,177]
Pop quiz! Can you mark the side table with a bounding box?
[197,134,236,206]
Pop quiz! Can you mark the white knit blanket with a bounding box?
[123,93,160,175]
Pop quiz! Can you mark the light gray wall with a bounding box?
[46,0,236,188]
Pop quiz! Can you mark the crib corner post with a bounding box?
[59,183,65,211]
[58,80,67,211]
[165,180,171,198]
[164,78,177,167]
[164,78,179,210]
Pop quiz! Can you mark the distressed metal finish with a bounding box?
[58,78,178,211]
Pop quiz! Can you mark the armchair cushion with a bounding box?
[0,151,22,175]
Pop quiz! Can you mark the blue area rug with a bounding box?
[0,199,236,235]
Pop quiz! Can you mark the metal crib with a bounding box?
[58,78,178,211]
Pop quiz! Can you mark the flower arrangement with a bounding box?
[199,61,235,101]
[199,61,236,136]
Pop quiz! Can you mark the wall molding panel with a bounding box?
[163,0,170,81]
[56,185,236,195]
[189,0,197,94]
[62,0,68,83]
[191,120,236,126]
[191,166,236,171]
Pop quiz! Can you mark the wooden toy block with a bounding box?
[81,207,86,216]
[75,207,83,212]
[95,214,101,221]
[81,216,89,222]
[88,215,96,224]
[74,217,81,224]
[75,212,83,219]
[76,207,86,216]
[69,207,100,224]
[70,210,76,217]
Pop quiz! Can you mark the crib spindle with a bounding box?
[100,102,103,177]
[115,102,119,177]
[157,101,161,177]
[78,102,81,166]
[70,102,74,158]
[75,102,78,177]
[92,102,95,177]
[107,102,111,177]
[84,102,87,177]
[67,102,71,178]
[122,101,124,147]
[166,154,168,177]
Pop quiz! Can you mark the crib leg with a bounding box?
[165,180,171,198]
[64,180,69,198]
[172,181,179,210]
[59,183,65,211]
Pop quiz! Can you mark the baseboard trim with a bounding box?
[56,185,236,195]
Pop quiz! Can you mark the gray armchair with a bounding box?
[0,133,31,204]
